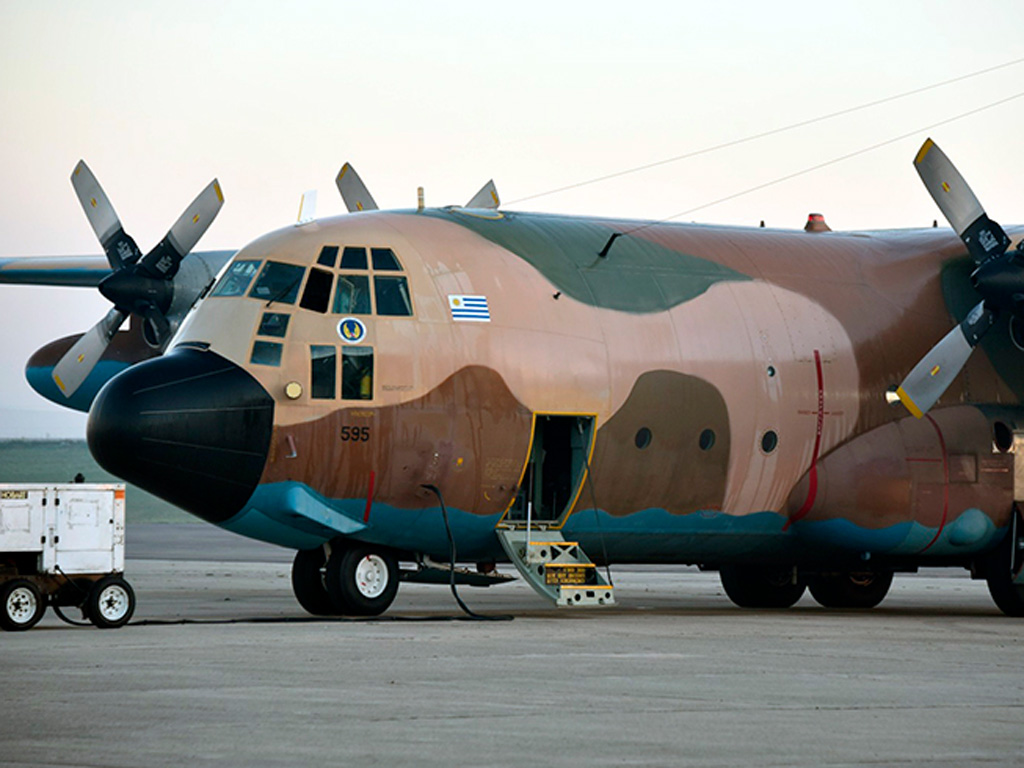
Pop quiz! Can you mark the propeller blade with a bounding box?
[914,138,1010,264]
[136,179,224,280]
[70,160,142,270]
[466,180,500,209]
[335,163,378,212]
[51,307,127,398]
[896,301,996,418]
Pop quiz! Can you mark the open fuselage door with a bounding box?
[496,413,614,607]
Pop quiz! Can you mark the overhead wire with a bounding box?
[506,55,1024,207]
[619,89,1024,237]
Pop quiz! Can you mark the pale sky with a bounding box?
[2,1,1023,437]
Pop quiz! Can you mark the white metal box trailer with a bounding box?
[0,483,135,631]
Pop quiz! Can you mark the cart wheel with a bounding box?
[86,576,135,629]
[1,579,46,632]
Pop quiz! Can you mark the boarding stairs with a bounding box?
[495,527,614,607]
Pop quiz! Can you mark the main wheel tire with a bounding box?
[808,571,893,609]
[291,547,335,616]
[0,579,46,631]
[325,545,399,617]
[984,524,1024,617]
[720,564,805,608]
[86,576,135,629]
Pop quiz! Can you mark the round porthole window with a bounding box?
[635,428,652,449]
[761,430,778,454]
[699,429,715,451]
[994,421,1013,453]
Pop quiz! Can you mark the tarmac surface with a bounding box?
[2,525,1023,767]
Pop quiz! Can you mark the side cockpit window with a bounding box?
[212,260,262,297]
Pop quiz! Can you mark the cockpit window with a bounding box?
[310,345,337,399]
[249,261,306,305]
[317,246,339,268]
[333,274,371,315]
[342,346,374,400]
[340,246,368,270]
[212,260,262,297]
[257,312,290,338]
[371,247,402,271]
[374,275,413,316]
[299,267,333,313]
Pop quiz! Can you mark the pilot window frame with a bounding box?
[318,243,415,318]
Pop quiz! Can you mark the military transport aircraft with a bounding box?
[2,140,1024,619]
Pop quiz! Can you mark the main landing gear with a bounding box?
[291,540,400,617]
[980,510,1024,617]
[719,565,895,610]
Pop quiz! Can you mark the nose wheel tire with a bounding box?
[808,571,893,609]
[291,547,335,616]
[86,575,135,629]
[325,545,399,616]
[720,564,805,608]
[1,579,46,632]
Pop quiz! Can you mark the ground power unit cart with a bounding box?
[0,483,136,631]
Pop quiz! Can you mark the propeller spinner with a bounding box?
[52,162,223,398]
[897,139,1022,418]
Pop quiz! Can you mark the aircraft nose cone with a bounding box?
[87,347,275,525]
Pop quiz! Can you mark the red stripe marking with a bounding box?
[785,349,824,531]
[917,415,950,554]
[363,470,376,523]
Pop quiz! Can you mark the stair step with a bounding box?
[495,528,614,607]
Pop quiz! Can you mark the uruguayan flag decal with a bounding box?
[448,294,490,322]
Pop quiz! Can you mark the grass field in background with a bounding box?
[0,440,191,524]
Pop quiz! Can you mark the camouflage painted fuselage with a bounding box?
[91,208,1024,569]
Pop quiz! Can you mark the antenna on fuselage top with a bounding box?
[296,190,317,226]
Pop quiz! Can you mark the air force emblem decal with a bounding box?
[337,317,367,343]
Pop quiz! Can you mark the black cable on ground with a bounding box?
[51,565,92,626]
[421,484,513,622]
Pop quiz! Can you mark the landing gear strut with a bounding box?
[719,564,805,608]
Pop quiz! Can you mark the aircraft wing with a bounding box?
[0,250,235,288]
[0,255,112,287]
